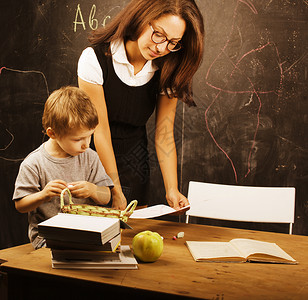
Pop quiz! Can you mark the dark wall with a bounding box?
[0,0,307,249]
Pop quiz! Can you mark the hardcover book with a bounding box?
[51,245,138,269]
[38,213,120,246]
[45,232,121,252]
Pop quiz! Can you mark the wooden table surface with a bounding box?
[1,218,308,299]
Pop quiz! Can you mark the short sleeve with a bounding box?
[77,47,104,85]
[13,161,40,201]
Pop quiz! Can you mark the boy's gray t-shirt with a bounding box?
[13,143,113,249]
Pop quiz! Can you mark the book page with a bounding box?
[186,241,246,262]
[230,239,297,263]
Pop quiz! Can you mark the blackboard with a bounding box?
[179,0,308,234]
[0,0,307,249]
[0,0,130,249]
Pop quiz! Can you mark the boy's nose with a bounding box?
[82,142,89,150]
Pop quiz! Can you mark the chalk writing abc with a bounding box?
[73,4,120,32]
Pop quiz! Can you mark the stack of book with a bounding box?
[38,213,138,269]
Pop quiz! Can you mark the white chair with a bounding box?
[185,181,295,234]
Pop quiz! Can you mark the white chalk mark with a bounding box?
[0,129,14,151]
[0,67,49,96]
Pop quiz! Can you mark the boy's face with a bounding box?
[56,127,95,157]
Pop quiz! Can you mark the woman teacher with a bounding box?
[78,0,204,210]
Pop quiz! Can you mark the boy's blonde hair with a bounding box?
[42,86,98,136]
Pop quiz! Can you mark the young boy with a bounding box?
[13,86,113,249]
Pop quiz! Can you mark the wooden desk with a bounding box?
[1,219,307,300]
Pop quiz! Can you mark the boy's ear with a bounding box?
[46,127,56,139]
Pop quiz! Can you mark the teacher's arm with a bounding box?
[78,78,127,210]
[155,94,189,209]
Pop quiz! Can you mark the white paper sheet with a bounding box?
[130,204,190,219]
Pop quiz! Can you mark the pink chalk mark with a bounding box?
[204,1,284,183]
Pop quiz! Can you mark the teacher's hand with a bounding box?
[111,188,127,210]
[166,188,189,210]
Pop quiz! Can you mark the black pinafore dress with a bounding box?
[93,44,160,205]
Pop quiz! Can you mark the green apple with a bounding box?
[132,230,163,262]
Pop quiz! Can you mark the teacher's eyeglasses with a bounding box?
[149,24,182,52]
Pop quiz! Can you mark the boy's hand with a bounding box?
[42,180,67,201]
[68,181,96,199]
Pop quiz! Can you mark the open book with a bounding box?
[186,239,298,264]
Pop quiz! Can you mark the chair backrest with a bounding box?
[186,181,295,234]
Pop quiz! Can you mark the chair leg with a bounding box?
[289,223,293,235]
[185,215,189,224]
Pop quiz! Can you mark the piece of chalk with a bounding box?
[177,232,184,238]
